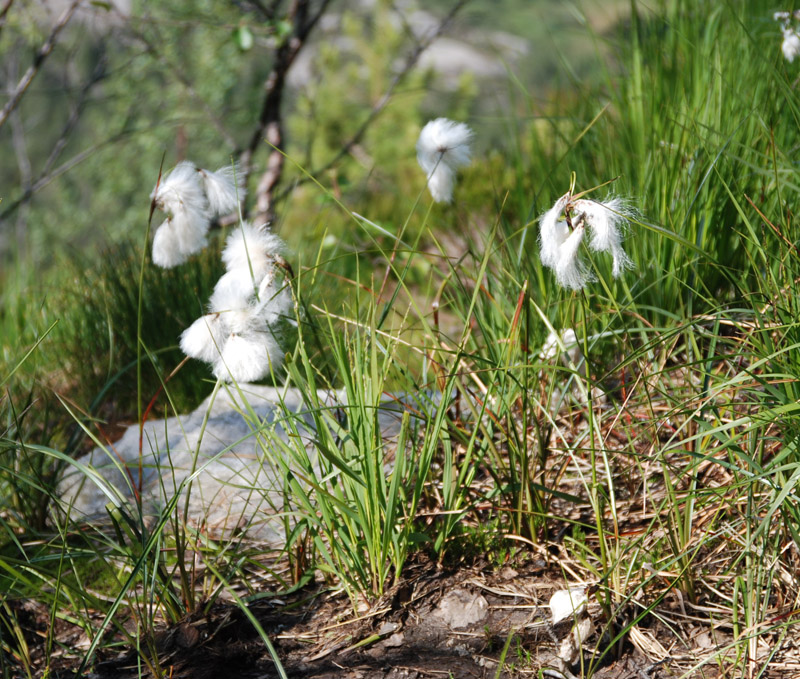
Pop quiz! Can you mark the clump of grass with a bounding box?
[53,238,226,421]
[7,0,800,676]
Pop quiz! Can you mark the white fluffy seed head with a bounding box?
[150,161,213,268]
[151,220,184,269]
[219,308,257,335]
[253,276,294,326]
[151,161,208,218]
[554,223,594,291]
[424,165,456,203]
[573,198,634,278]
[173,205,210,250]
[416,118,474,203]
[209,270,261,312]
[151,211,208,268]
[539,193,571,270]
[209,224,288,313]
[212,331,283,383]
[199,164,245,216]
[180,313,228,363]
[783,29,800,62]
[221,222,285,275]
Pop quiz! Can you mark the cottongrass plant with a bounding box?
[774,11,800,61]
[150,161,244,267]
[180,221,293,383]
[782,28,800,62]
[149,160,291,383]
[416,117,473,203]
[539,188,635,290]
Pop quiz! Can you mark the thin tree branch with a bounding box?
[0,125,137,222]
[0,0,82,131]
[9,84,31,258]
[0,0,15,39]
[239,0,333,227]
[41,50,108,178]
[0,50,109,223]
[274,0,468,203]
[7,54,31,188]
[242,0,282,20]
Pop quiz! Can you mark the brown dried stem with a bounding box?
[240,0,333,228]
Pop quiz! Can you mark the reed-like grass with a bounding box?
[2,0,800,676]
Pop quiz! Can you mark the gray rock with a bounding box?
[434,589,488,629]
[59,384,414,545]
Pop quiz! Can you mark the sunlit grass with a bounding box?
[2,0,800,676]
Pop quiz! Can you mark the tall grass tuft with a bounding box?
[54,238,226,421]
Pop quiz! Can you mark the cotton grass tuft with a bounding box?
[573,197,635,277]
[416,118,473,203]
[185,220,293,383]
[783,28,800,62]
[538,188,635,290]
[149,160,293,383]
[198,164,244,216]
[150,160,244,268]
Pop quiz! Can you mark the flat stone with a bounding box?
[434,589,488,629]
[59,384,416,545]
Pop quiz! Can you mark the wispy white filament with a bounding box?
[209,270,260,312]
[151,161,208,218]
[150,160,249,269]
[199,164,244,216]
[150,162,212,267]
[151,220,185,269]
[209,222,287,312]
[151,211,208,268]
[573,198,634,277]
[783,28,800,62]
[554,223,594,291]
[774,11,800,24]
[416,118,474,203]
[212,331,282,383]
[180,313,228,363]
[539,192,571,269]
[221,221,284,275]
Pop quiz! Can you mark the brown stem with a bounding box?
[240,0,333,228]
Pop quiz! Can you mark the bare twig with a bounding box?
[245,0,283,20]
[239,0,334,227]
[0,0,15,38]
[0,125,136,222]
[0,51,109,223]
[7,55,31,189]
[0,0,82,131]
[274,0,468,203]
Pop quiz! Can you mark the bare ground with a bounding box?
[13,548,799,679]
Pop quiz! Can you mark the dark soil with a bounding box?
[6,553,722,679]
